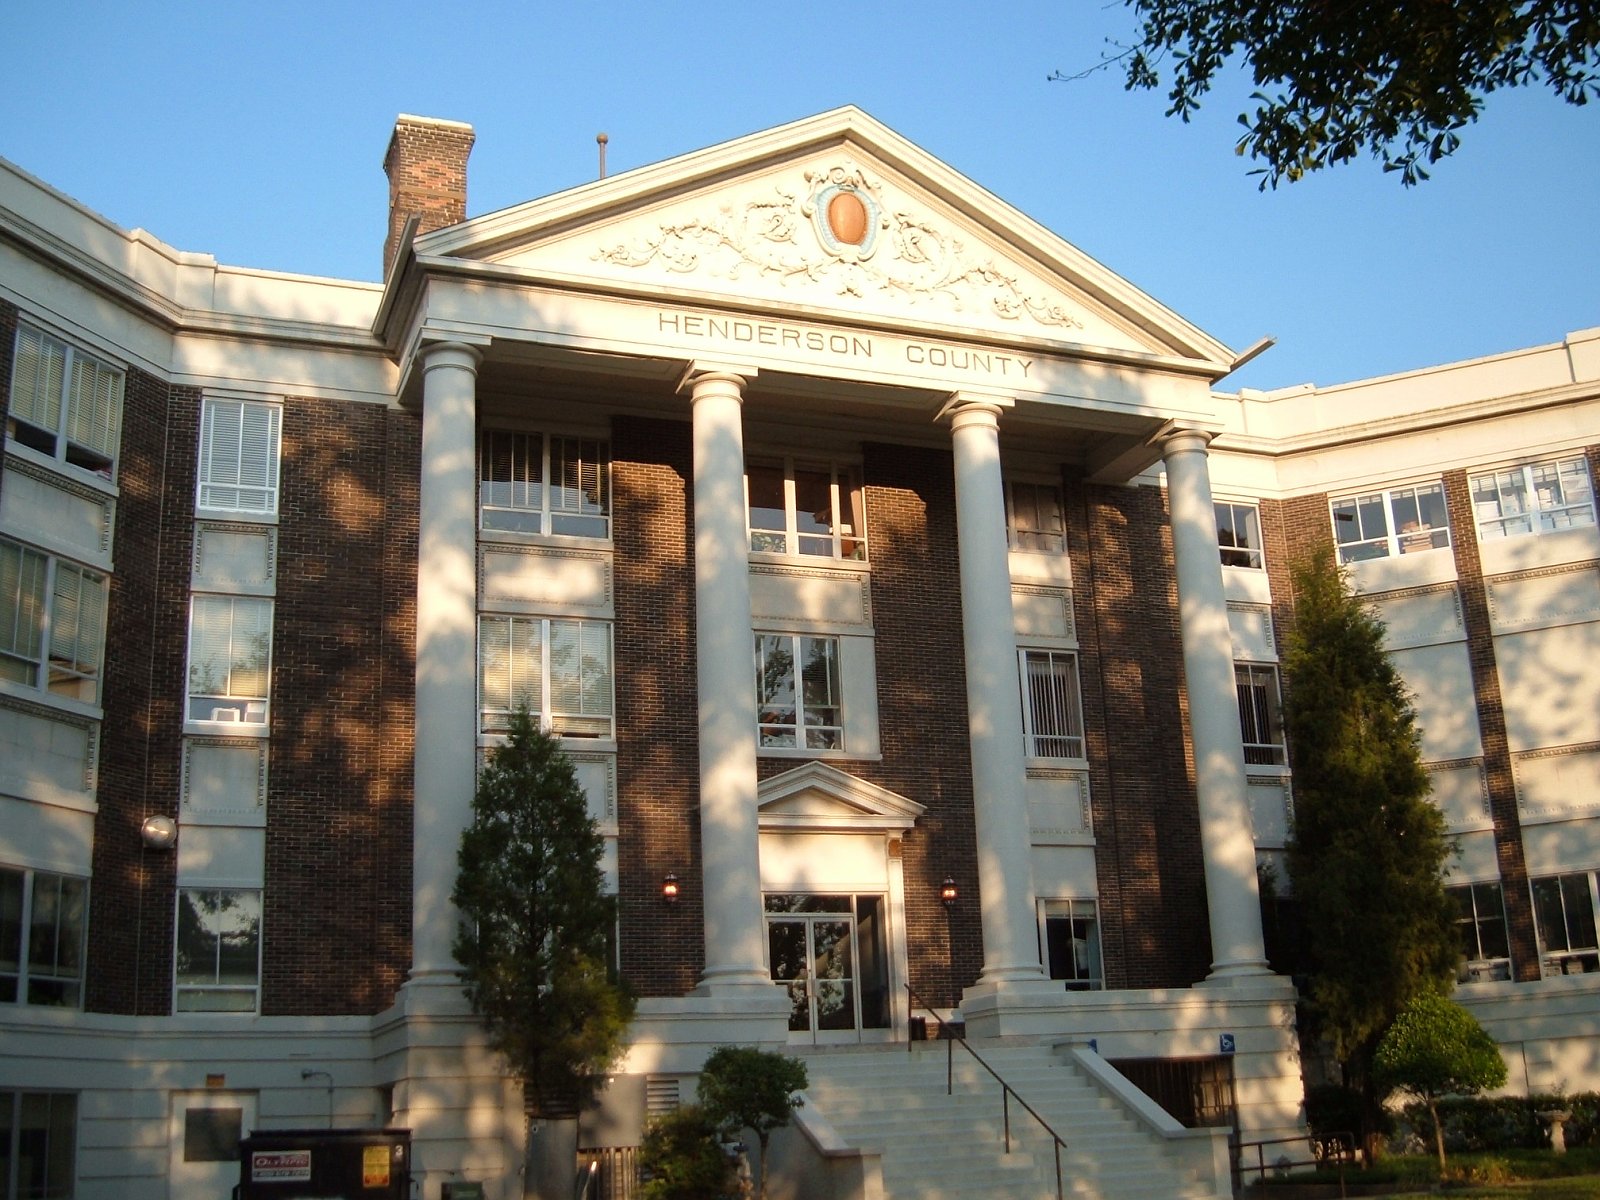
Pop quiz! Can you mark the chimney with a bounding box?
[383,114,475,278]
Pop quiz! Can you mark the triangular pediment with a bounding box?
[756,762,924,832]
[416,108,1231,367]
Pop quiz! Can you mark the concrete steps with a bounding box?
[796,1042,1229,1200]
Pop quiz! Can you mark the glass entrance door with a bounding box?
[768,913,857,1042]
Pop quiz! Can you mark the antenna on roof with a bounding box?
[597,132,609,180]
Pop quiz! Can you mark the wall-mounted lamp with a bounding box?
[661,873,680,905]
[141,815,178,851]
[940,877,958,908]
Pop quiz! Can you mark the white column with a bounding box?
[946,394,1048,987]
[410,340,482,988]
[1161,426,1271,981]
[685,367,771,992]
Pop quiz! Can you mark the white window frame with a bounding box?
[1005,480,1066,554]
[479,429,610,539]
[0,537,108,706]
[173,887,262,1013]
[1470,456,1596,541]
[1330,482,1452,563]
[745,457,867,561]
[196,398,281,516]
[1038,898,1103,991]
[185,595,273,728]
[1,1089,78,1200]
[1449,881,1511,983]
[754,632,844,751]
[477,615,615,738]
[0,866,88,1008]
[1215,500,1264,569]
[1019,648,1085,760]
[1530,870,1600,977]
[1235,663,1287,767]
[6,322,124,479]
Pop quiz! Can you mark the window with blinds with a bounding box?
[0,537,107,703]
[1020,649,1084,759]
[186,596,273,724]
[480,430,610,538]
[478,615,614,737]
[197,398,281,515]
[1235,663,1287,766]
[7,323,124,477]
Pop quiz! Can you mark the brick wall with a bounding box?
[262,398,417,1014]
[383,117,474,278]
[87,377,198,1014]
[611,415,704,996]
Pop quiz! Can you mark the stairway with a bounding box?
[795,1041,1230,1200]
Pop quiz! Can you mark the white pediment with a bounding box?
[417,108,1231,368]
[756,762,924,833]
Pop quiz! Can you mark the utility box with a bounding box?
[235,1128,410,1199]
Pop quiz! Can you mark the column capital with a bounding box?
[419,340,483,373]
[677,360,759,396]
[936,390,1015,427]
[1156,422,1218,456]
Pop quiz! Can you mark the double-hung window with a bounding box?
[1,1089,77,1200]
[755,634,842,750]
[174,888,261,1012]
[1215,501,1264,568]
[1006,481,1065,553]
[1039,899,1102,990]
[1449,882,1511,982]
[0,867,87,1007]
[480,430,610,538]
[197,398,281,515]
[1330,483,1451,562]
[1235,664,1287,766]
[186,596,273,725]
[0,538,107,704]
[1530,871,1599,976]
[1470,457,1595,540]
[1019,649,1084,759]
[746,459,866,560]
[7,323,123,478]
[479,616,614,737]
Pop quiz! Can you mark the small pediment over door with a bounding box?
[757,762,924,833]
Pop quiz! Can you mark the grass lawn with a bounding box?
[1388,1179,1600,1198]
[1266,1148,1600,1196]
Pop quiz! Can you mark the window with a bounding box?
[1006,481,1065,553]
[479,429,609,538]
[1215,501,1263,568]
[174,888,261,1012]
[755,634,842,750]
[6,324,123,478]
[478,616,614,737]
[186,597,272,725]
[1,1090,77,1200]
[1235,664,1286,766]
[746,458,866,559]
[1330,483,1451,563]
[197,398,281,515]
[1530,871,1599,976]
[1039,899,1102,991]
[0,868,86,1007]
[1019,649,1084,759]
[1449,882,1511,982]
[0,539,107,704]
[1470,457,1595,540]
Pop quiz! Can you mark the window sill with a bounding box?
[0,680,103,723]
[747,550,871,572]
[3,440,120,498]
[757,748,883,764]
[1245,763,1292,778]
[195,506,278,526]
[184,720,269,739]
[1026,757,1089,773]
[477,527,613,552]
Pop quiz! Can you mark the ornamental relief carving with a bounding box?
[593,162,1084,331]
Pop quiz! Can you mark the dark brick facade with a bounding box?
[86,377,199,1015]
[263,398,418,1014]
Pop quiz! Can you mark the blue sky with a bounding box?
[4,0,1596,391]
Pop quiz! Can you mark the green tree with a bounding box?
[697,1047,809,1200]
[1282,547,1458,1150]
[1375,991,1508,1173]
[452,708,634,1117]
[639,1106,737,1200]
[1057,1,1600,186]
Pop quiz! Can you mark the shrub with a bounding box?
[639,1106,736,1200]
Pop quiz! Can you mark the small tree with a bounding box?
[1375,991,1508,1173]
[639,1106,737,1200]
[452,708,634,1118]
[697,1047,808,1200]
[1282,547,1458,1151]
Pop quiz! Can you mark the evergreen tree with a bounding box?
[452,708,634,1117]
[1282,548,1457,1145]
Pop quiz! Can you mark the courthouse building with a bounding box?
[1,108,1597,1199]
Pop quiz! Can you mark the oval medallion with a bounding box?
[826,191,869,246]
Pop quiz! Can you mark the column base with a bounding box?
[958,975,1075,1039]
[1200,958,1276,986]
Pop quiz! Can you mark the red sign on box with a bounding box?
[251,1150,312,1182]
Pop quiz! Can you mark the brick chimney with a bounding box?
[383,114,475,278]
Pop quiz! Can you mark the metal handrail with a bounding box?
[1233,1130,1354,1196]
[905,983,1069,1200]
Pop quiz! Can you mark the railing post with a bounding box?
[946,1036,953,1095]
[1055,1139,1063,1200]
[1003,1088,1011,1153]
